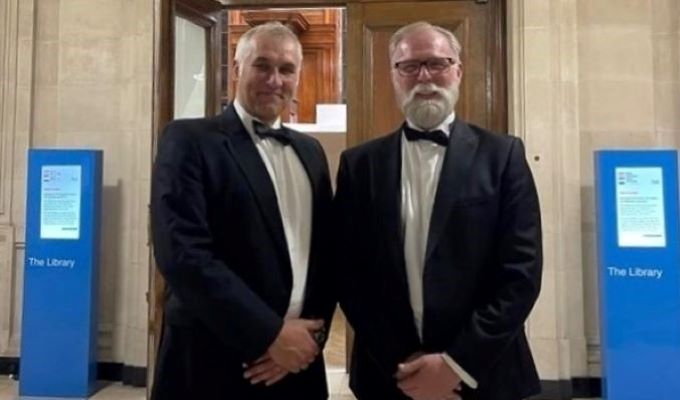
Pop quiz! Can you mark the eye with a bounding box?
[279,64,297,76]
[426,58,452,71]
[253,62,272,73]
[399,62,420,74]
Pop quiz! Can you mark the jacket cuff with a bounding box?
[441,353,478,389]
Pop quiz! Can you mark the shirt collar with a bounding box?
[233,99,282,140]
[405,112,456,137]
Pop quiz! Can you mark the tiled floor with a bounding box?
[0,310,356,399]
[324,308,348,369]
[0,375,602,399]
[0,312,603,400]
[0,372,356,399]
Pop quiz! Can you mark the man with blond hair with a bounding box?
[335,21,543,400]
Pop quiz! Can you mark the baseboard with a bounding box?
[530,378,602,399]
[0,357,18,375]
[0,357,147,387]
[571,378,602,398]
[122,365,147,387]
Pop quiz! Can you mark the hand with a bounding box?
[267,318,323,373]
[243,354,288,386]
[402,351,425,365]
[395,354,462,400]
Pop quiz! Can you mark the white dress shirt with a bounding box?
[234,100,312,319]
[401,113,478,389]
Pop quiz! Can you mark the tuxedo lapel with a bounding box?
[374,131,404,262]
[425,119,479,263]
[375,130,422,349]
[218,105,291,275]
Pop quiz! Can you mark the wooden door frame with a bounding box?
[176,1,224,117]
[150,0,507,386]
[155,0,223,129]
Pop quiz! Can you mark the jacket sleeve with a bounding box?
[151,123,282,362]
[333,152,407,376]
[445,137,543,379]
[333,153,364,331]
[302,138,338,345]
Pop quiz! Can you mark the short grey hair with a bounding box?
[389,21,462,62]
[234,22,303,65]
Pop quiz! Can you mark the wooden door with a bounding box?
[347,0,506,147]
[150,0,507,384]
[149,0,223,392]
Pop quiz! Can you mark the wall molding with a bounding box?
[0,0,35,223]
[0,0,19,219]
[508,0,588,382]
[0,0,34,357]
[0,225,14,355]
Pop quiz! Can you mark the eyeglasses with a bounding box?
[393,57,458,77]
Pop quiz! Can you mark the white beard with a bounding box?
[401,83,459,130]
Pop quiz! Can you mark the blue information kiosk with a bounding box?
[20,150,102,398]
[594,150,680,400]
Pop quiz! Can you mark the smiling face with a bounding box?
[391,28,463,130]
[234,32,302,124]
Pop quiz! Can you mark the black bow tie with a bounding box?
[403,124,449,146]
[253,120,291,145]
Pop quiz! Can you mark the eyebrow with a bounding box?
[396,55,457,62]
[252,57,297,67]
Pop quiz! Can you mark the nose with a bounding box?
[416,65,433,82]
[267,69,283,87]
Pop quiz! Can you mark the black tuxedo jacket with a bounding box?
[150,104,335,399]
[334,119,542,400]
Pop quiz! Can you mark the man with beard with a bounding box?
[334,22,543,400]
[151,22,335,399]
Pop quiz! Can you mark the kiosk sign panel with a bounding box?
[20,150,102,398]
[615,167,666,247]
[40,165,82,240]
[594,150,680,400]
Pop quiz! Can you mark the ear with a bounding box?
[295,64,302,82]
[455,62,463,81]
[232,60,240,80]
